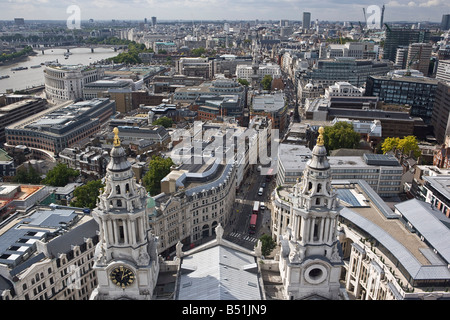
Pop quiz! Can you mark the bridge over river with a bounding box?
[39,44,125,54]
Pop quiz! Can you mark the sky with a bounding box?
[0,0,449,23]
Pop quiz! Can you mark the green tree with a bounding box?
[237,78,249,86]
[152,116,173,128]
[142,156,174,195]
[13,166,41,184]
[41,163,79,187]
[190,47,206,57]
[381,137,400,155]
[323,122,360,152]
[259,234,276,257]
[71,180,104,209]
[382,135,421,158]
[261,75,273,91]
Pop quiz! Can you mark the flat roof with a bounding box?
[278,144,312,171]
[177,244,261,300]
[334,181,450,282]
[423,175,450,200]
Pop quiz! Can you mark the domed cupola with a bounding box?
[307,127,330,171]
[107,127,132,173]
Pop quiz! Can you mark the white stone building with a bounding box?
[44,65,104,103]
[324,81,364,99]
[236,63,282,82]
[0,207,99,300]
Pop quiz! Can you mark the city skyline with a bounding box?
[0,0,449,23]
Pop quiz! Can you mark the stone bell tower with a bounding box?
[90,128,160,300]
[279,127,343,300]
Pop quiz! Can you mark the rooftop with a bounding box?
[177,244,262,300]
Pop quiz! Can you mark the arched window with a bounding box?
[116,185,121,194]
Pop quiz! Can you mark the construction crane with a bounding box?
[405,51,419,76]
[362,8,367,28]
[384,23,391,32]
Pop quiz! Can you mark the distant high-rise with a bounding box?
[383,28,430,63]
[280,19,289,27]
[14,18,24,26]
[151,16,157,27]
[442,14,450,31]
[407,42,432,76]
[303,12,311,30]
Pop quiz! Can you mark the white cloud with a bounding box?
[419,0,442,7]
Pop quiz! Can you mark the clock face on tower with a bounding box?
[109,265,135,288]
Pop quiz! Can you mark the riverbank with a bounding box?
[0,53,35,67]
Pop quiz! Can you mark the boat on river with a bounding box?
[11,66,28,71]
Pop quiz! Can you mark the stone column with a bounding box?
[309,217,315,242]
[324,217,330,242]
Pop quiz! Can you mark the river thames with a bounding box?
[0,47,120,93]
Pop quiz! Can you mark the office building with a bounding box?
[421,174,450,218]
[212,55,253,77]
[436,59,450,83]
[298,57,392,88]
[365,75,438,124]
[302,12,311,30]
[235,63,282,83]
[407,43,432,76]
[0,206,99,300]
[83,80,132,100]
[176,57,213,79]
[431,82,450,144]
[276,144,403,196]
[251,93,288,134]
[395,46,409,69]
[0,149,15,179]
[324,81,364,99]
[441,14,450,30]
[44,65,104,103]
[5,98,115,154]
[0,98,47,142]
[383,28,430,63]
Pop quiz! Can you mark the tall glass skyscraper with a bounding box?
[383,28,430,63]
[303,12,311,30]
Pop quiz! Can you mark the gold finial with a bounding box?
[113,127,120,147]
[316,126,325,146]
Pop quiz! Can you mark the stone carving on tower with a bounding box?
[90,128,160,300]
[279,127,343,300]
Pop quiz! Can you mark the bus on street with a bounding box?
[253,201,260,214]
[249,214,258,234]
